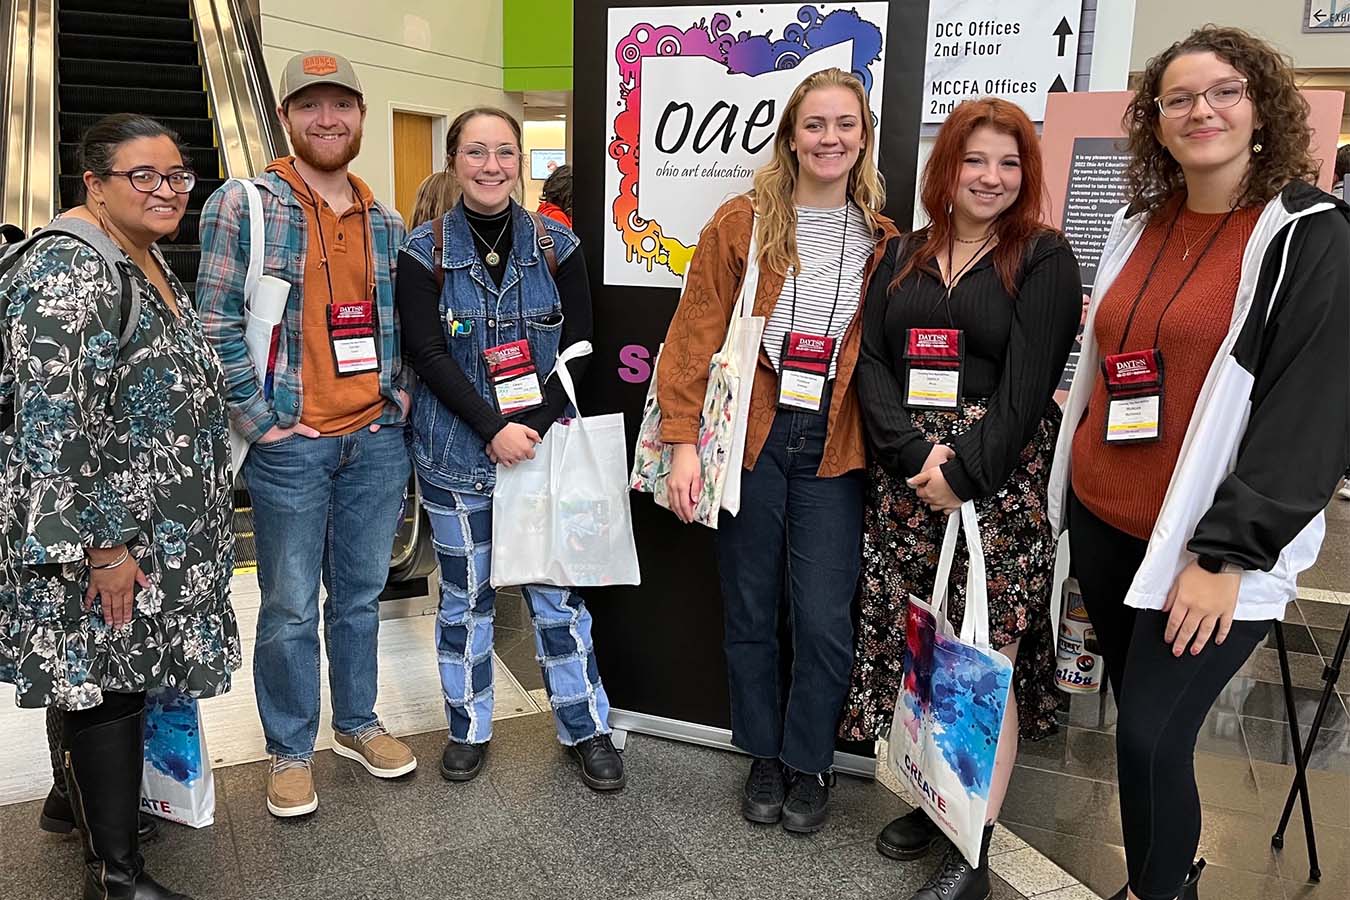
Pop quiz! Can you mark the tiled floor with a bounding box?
[999,495,1350,900]
[0,713,1040,900]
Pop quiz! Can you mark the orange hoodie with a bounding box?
[268,157,385,435]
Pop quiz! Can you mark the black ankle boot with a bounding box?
[571,734,626,791]
[741,757,785,824]
[66,707,192,900]
[909,823,994,900]
[41,706,159,841]
[877,806,945,860]
[439,741,487,782]
[1108,859,1206,900]
[781,769,835,834]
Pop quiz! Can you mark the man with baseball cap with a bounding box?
[197,50,416,818]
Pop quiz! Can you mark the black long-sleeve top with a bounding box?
[856,231,1082,500]
[396,204,592,442]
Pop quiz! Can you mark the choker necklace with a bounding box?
[466,217,510,266]
[954,231,993,244]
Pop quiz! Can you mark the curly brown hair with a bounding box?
[1122,25,1319,213]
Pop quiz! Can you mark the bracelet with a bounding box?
[87,548,130,570]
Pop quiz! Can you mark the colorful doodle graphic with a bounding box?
[899,598,1011,800]
[143,690,203,785]
[608,4,884,279]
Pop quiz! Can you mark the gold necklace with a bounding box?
[1179,214,1222,261]
[954,232,992,244]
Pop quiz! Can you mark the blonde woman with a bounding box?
[408,170,458,229]
[657,67,898,832]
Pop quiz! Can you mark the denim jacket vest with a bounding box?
[402,201,576,493]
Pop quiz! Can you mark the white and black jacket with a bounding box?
[1049,181,1350,622]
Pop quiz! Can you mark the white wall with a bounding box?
[259,1,520,205]
[522,119,566,210]
[1131,1,1350,71]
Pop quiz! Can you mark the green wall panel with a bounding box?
[503,0,573,91]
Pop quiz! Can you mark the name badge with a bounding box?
[777,331,834,413]
[904,328,963,410]
[328,301,379,376]
[484,340,544,415]
[1102,349,1163,443]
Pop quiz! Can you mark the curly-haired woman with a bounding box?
[1048,26,1350,900]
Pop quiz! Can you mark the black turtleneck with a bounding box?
[396,202,592,444]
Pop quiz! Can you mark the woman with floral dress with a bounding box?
[839,98,1081,900]
[0,114,238,900]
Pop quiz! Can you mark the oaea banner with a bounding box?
[574,1,927,743]
[603,3,892,289]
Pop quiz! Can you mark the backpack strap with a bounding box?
[526,209,558,279]
[431,209,559,294]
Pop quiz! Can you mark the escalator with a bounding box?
[55,0,223,297]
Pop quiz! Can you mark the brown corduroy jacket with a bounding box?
[656,194,899,477]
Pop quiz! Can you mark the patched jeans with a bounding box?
[418,477,612,746]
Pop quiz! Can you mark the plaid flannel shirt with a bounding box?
[195,171,410,442]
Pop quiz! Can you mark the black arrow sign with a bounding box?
[1054,17,1074,56]
[1314,9,1326,22]
[1049,75,1069,93]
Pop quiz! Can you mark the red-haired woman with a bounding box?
[839,98,1081,900]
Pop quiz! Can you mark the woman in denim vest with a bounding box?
[395,107,624,791]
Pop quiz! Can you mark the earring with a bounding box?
[1252,142,1263,154]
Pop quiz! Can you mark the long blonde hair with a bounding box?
[750,67,886,275]
[409,171,459,229]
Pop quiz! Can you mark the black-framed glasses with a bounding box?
[1155,79,1249,119]
[107,168,198,194]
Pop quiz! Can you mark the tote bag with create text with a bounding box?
[887,502,1013,866]
[491,342,640,587]
[630,221,764,528]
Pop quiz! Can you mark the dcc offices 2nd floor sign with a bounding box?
[572,1,927,756]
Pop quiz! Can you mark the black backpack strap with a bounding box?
[432,215,445,293]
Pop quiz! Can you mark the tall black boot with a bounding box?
[40,705,159,842]
[909,822,994,900]
[65,707,191,900]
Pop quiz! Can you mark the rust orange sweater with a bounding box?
[1071,203,1262,539]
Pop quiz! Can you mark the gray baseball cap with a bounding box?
[278,51,363,105]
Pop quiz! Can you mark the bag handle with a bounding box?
[547,340,594,416]
[230,177,265,313]
[930,501,992,648]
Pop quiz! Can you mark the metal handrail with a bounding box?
[192,0,285,178]
[1,0,55,232]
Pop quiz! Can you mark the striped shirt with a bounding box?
[763,203,873,379]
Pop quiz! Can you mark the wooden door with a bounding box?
[393,111,435,227]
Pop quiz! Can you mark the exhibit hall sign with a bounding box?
[921,0,1083,123]
[603,2,891,289]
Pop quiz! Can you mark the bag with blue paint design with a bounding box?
[141,689,216,828]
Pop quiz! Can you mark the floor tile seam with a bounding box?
[989,845,1087,898]
[1011,761,1122,790]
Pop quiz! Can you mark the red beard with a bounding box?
[289,125,363,172]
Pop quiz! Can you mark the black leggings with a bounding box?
[1068,493,1269,900]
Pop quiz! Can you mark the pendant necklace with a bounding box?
[466,215,509,266]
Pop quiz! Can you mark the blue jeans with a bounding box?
[418,477,612,746]
[244,425,411,759]
[716,399,863,774]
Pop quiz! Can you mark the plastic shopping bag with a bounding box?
[492,342,640,588]
[141,690,216,828]
[886,503,1013,866]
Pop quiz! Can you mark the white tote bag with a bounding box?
[140,690,215,828]
[638,222,764,528]
[227,178,291,474]
[491,342,641,588]
[886,502,1013,867]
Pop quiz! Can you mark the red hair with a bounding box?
[892,98,1051,297]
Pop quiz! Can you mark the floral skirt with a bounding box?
[838,400,1062,742]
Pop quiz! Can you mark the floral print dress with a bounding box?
[0,232,240,710]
